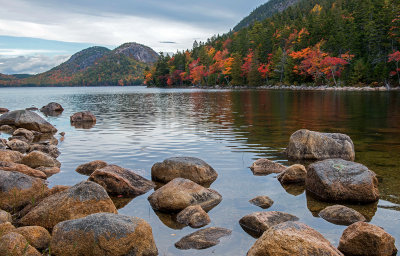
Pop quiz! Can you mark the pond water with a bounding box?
[1,86,400,255]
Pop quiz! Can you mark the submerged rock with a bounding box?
[0,110,57,133]
[249,196,274,209]
[277,164,307,184]
[176,205,210,228]
[75,160,108,175]
[306,159,379,203]
[0,161,47,179]
[250,158,286,175]
[40,102,64,116]
[21,151,61,169]
[286,129,355,161]
[0,232,41,256]
[319,205,366,225]
[175,227,232,250]
[70,111,96,124]
[51,213,158,256]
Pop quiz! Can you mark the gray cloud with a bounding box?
[0,55,70,74]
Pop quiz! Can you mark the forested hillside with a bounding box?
[147,0,400,87]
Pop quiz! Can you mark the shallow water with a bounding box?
[1,86,399,255]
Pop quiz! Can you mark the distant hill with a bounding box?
[233,0,300,31]
[114,42,159,64]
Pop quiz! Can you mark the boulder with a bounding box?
[151,157,218,185]
[239,211,299,237]
[29,144,60,158]
[319,205,366,225]
[175,227,232,250]
[40,102,64,115]
[12,128,34,143]
[0,139,7,150]
[0,170,48,212]
[0,110,57,133]
[6,139,30,153]
[51,213,158,256]
[0,210,12,224]
[286,129,355,161]
[250,159,286,175]
[0,222,16,235]
[249,196,274,209]
[89,165,154,197]
[0,125,14,133]
[70,111,96,123]
[0,232,41,256]
[21,151,61,168]
[19,181,117,229]
[0,161,47,179]
[75,160,108,175]
[0,108,9,114]
[33,133,58,145]
[0,150,23,163]
[338,222,397,256]
[277,164,307,184]
[36,166,60,178]
[247,221,343,256]
[176,205,211,228]
[306,159,379,203]
[14,226,51,250]
[148,178,222,212]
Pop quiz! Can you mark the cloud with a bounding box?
[0,55,70,74]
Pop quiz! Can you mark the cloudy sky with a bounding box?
[0,0,266,74]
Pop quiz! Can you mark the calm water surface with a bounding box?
[1,86,400,255]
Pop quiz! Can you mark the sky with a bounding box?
[0,0,266,74]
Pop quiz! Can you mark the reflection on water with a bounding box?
[1,86,399,255]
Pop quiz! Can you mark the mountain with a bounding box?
[233,0,301,31]
[114,42,159,64]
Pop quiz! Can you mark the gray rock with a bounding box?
[0,110,57,133]
[176,205,210,228]
[306,159,379,203]
[29,144,60,158]
[249,196,274,209]
[319,205,366,225]
[75,160,108,175]
[12,128,34,142]
[250,158,286,175]
[6,139,30,153]
[175,227,232,250]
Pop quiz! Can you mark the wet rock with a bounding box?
[70,111,96,124]
[249,196,274,209]
[239,211,299,237]
[338,222,397,256]
[175,227,232,250]
[12,128,34,143]
[75,160,108,175]
[148,178,222,212]
[0,222,16,235]
[6,139,30,153]
[29,144,60,158]
[286,129,355,161]
[25,107,38,111]
[0,125,14,133]
[306,159,379,203]
[0,232,41,256]
[277,164,307,184]
[33,133,58,146]
[177,205,210,228]
[20,181,117,229]
[36,166,60,178]
[250,158,286,175]
[0,170,48,212]
[89,165,154,197]
[51,213,158,256]
[0,139,6,150]
[0,210,12,224]
[21,151,61,169]
[59,132,65,136]
[0,108,9,114]
[0,161,47,179]
[40,102,64,116]
[151,157,218,185]
[0,110,57,133]
[247,221,343,256]
[319,205,366,225]
[14,226,51,250]
[0,150,23,163]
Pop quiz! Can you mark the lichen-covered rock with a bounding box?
[0,232,41,256]
[14,226,51,250]
[277,164,307,184]
[75,160,108,175]
[35,166,60,178]
[0,170,48,212]
[148,178,222,212]
[29,144,60,158]
[21,151,61,169]
[6,139,30,153]
[306,159,379,203]
[12,128,34,143]
[249,196,274,209]
[250,159,286,175]
[89,165,154,197]
[239,211,299,237]
[19,181,117,229]
[0,150,23,163]
[338,222,397,256]
[319,205,366,225]
[0,210,12,224]
[0,222,16,236]
[151,157,218,185]
[0,110,57,133]
[0,161,47,179]
[286,129,355,161]
[51,213,158,256]
[70,111,96,123]
[175,227,232,250]
[247,221,343,256]
[177,205,211,228]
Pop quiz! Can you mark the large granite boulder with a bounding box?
[286,129,355,161]
[19,181,117,229]
[239,211,299,237]
[306,159,379,203]
[0,232,41,256]
[175,227,232,250]
[148,178,222,212]
[0,170,48,212]
[0,150,23,163]
[0,161,47,179]
[51,213,158,256]
[21,151,61,169]
[319,205,366,225]
[0,110,57,133]
[151,157,218,185]
[176,205,210,228]
[75,160,108,175]
[247,221,343,256]
[89,165,154,197]
[14,226,51,251]
[29,144,60,158]
[277,164,307,184]
[338,222,397,256]
[250,158,286,175]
